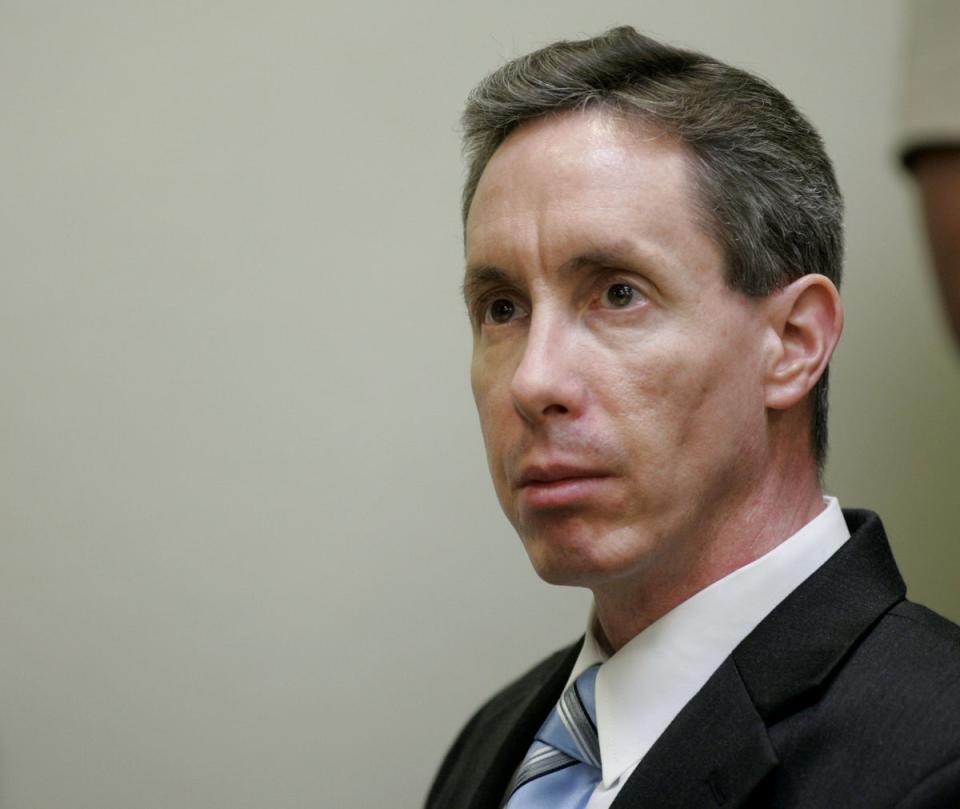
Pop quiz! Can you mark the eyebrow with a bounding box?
[462,241,649,305]
[558,247,638,277]
[461,265,511,307]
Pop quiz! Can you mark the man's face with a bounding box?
[464,110,774,591]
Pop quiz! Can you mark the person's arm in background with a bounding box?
[913,148,960,348]
[899,0,960,349]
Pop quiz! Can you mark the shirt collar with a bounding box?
[564,496,850,788]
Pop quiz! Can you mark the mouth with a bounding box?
[518,465,605,486]
[516,465,612,510]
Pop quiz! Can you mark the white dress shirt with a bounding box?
[560,497,851,809]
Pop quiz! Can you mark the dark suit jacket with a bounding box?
[426,510,960,808]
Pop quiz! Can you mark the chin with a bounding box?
[519,519,660,589]
[522,536,626,588]
[529,561,595,587]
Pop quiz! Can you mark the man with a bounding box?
[427,27,960,808]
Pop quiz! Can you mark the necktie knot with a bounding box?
[537,663,600,766]
[505,664,602,806]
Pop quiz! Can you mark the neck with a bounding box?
[592,458,825,653]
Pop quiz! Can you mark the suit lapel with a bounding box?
[611,657,777,808]
[732,509,905,719]
[466,641,580,809]
[611,509,906,808]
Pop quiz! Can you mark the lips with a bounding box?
[518,464,605,487]
[516,464,612,510]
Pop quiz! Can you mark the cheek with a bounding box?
[664,338,767,462]
[609,338,758,458]
[470,352,496,422]
[470,357,513,470]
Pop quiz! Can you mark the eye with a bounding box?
[603,282,639,308]
[482,297,527,325]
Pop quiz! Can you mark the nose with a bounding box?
[510,313,586,424]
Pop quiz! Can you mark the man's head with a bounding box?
[461,28,844,606]
[462,26,843,468]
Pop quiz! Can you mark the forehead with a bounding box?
[465,108,720,284]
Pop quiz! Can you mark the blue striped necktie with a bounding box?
[504,664,602,809]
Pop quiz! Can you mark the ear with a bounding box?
[764,274,844,411]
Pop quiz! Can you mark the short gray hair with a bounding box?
[461,26,843,469]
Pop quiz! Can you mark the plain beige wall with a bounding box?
[2,1,958,807]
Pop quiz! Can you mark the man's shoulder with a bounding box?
[721,510,960,805]
[854,598,960,700]
[837,513,960,696]
[887,599,960,649]
[888,599,960,639]
[772,510,960,733]
[750,596,960,805]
